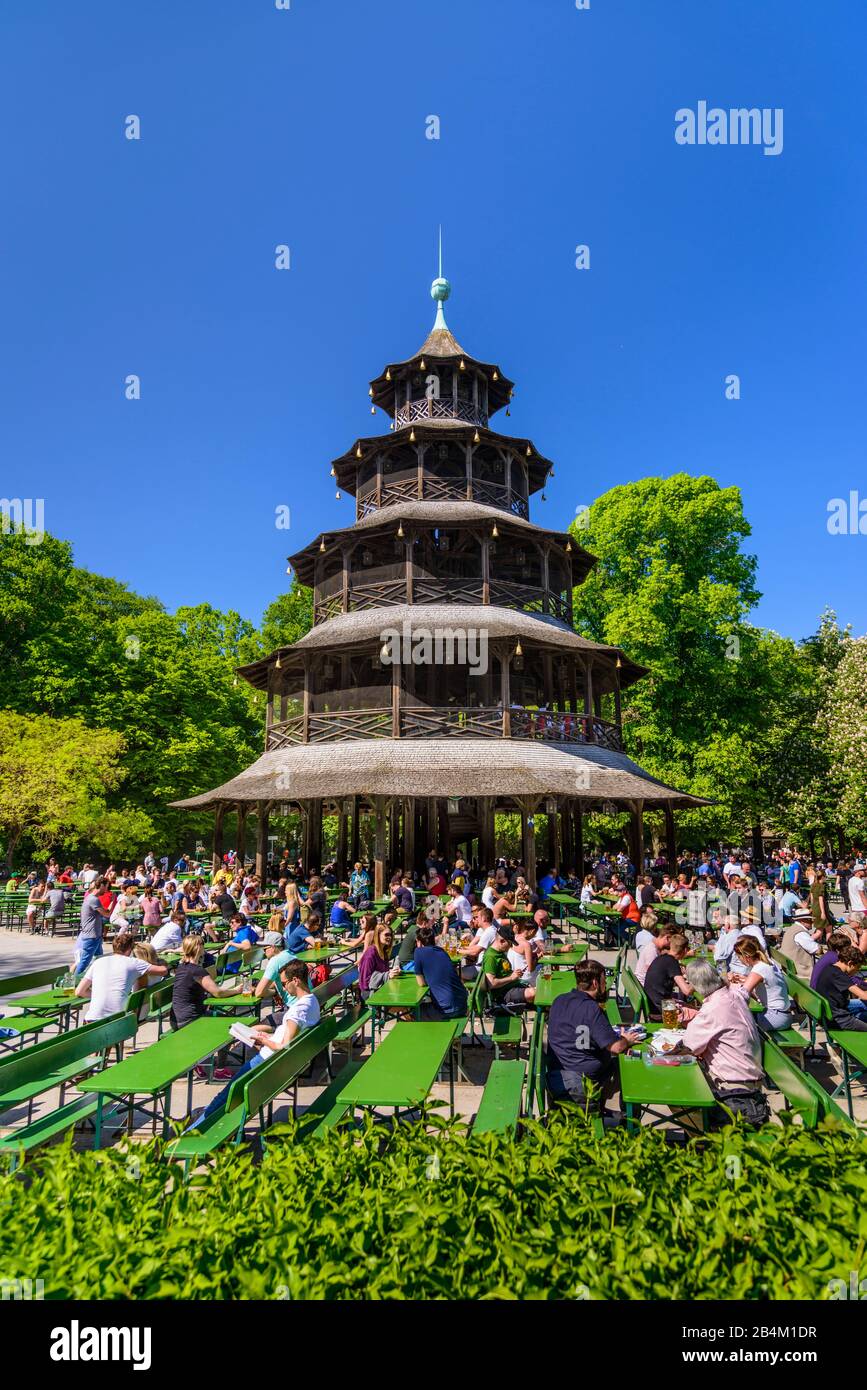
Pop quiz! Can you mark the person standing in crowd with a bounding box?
[75,879,113,974]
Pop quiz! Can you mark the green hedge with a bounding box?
[1,1115,865,1299]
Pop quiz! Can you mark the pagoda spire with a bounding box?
[430,224,451,332]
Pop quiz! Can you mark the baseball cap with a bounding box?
[264,931,285,948]
[495,923,515,945]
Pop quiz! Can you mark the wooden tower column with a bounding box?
[212,804,225,876]
[403,797,416,875]
[373,796,387,898]
[255,800,271,881]
[236,803,248,871]
[308,798,323,874]
[350,795,360,866]
[575,801,585,879]
[629,800,645,878]
[664,801,677,872]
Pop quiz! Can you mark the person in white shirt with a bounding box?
[713,917,743,968]
[80,865,99,888]
[75,932,167,1022]
[151,918,185,953]
[721,855,740,882]
[189,959,320,1128]
[848,870,867,918]
[636,924,672,986]
[444,883,473,926]
[110,888,138,928]
[727,935,792,1032]
[481,877,499,912]
[457,905,497,980]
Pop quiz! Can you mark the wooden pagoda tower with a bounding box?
[172,271,704,891]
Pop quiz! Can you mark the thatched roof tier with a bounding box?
[331,424,551,497]
[236,604,645,690]
[368,327,514,418]
[288,499,594,585]
[169,740,708,811]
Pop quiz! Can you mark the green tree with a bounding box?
[0,711,140,865]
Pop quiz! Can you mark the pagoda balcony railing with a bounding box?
[313,572,571,625]
[394,397,488,430]
[267,707,623,752]
[356,478,529,520]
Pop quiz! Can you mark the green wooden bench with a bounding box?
[473,1060,526,1136]
[164,1013,364,1173]
[266,1060,366,1146]
[0,969,73,1050]
[622,967,650,1023]
[762,1038,818,1128]
[771,947,797,978]
[0,1014,139,1169]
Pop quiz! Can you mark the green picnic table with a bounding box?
[547,891,581,927]
[13,989,87,1031]
[294,946,356,965]
[335,1020,463,1117]
[539,946,588,968]
[201,992,262,1014]
[366,974,429,1044]
[533,972,577,1008]
[79,1014,254,1146]
[619,1039,716,1135]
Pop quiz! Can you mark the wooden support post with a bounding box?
[350,796,360,866]
[236,803,247,871]
[575,801,584,880]
[374,796,387,898]
[212,804,225,877]
[664,802,677,872]
[255,801,270,881]
[337,806,347,879]
[465,443,473,501]
[614,668,622,727]
[403,797,416,875]
[341,548,350,613]
[500,647,511,737]
[308,798,322,875]
[481,535,490,605]
[302,658,310,743]
[630,800,645,878]
[405,537,414,604]
[521,800,538,889]
[392,656,401,738]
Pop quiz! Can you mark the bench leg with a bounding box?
[94,1095,104,1149]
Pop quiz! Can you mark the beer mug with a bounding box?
[661,997,679,1029]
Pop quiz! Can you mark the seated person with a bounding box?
[635,924,671,987]
[727,935,792,1034]
[809,931,853,991]
[151,912,185,954]
[546,959,641,1119]
[712,915,743,968]
[457,906,497,980]
[75,931,168,1023]
[219,913,260,974]
[815,944,867,1029]
[680,959,769,1127]
[253,930,292,1023]
[414,924,468,1021]
[643,932,695,1020]
[481,924,534,1007]
[329,894,356,936]
[358,923,395,999]
[285,912,324,957]
[780,910,823,978]
[188,960,320,1127]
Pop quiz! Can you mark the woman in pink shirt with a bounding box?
[140,887,163,930]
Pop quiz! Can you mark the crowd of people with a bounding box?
[4,838,865,1132]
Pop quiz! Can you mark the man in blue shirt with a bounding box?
[221,913,258,974]
[546,959,641,1119]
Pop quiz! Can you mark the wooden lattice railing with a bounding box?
[267,706,623,750]
[394,397,488,429]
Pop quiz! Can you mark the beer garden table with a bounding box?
[334,1020,463,1118]
[78,1014,255,1146]
[619,1031,716,1136]
[366,974,429,1045]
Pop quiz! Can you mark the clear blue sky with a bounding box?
[3,0,865,641]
